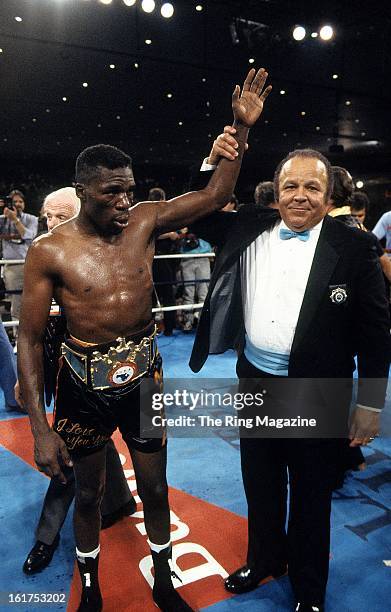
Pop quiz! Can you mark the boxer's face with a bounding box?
[78,166,135,234]
[278,156,328,231]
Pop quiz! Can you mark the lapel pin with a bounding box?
[330,286,347,304]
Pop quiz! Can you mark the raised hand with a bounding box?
[232,68,272,127]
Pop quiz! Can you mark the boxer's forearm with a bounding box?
[17,341,49,436]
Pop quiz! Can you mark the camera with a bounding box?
[0,196,15,211]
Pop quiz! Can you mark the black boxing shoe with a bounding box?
[101,497,137,530]
[224,563,287,594]
[295,603,324,612]
[23,535,60,575]
[151,546,195,611]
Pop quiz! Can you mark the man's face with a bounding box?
[77,166,135,234]
[278,156,329,231]
[352,208,366,224]
[44,199,78,231]
[11,195,25,213]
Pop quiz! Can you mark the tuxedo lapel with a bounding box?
[213,208,280,279]
[290,216,345,356]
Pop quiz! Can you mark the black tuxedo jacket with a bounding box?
[189,205,390,409]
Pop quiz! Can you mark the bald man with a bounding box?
[43,187,80,231]
[23,187,136,576]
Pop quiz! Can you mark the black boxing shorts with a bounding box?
[52,322,166,456]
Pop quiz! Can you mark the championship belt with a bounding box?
[61,330,156,391]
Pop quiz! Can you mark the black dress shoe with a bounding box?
[295,603,324,612]
[23,535,60,574]
[225,563,287,594]
[101,497,137,530]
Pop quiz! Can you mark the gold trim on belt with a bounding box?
[61,328,157,391]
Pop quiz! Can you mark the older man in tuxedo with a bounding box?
[189,146,390,611]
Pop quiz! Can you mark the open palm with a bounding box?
[232,68,272,127]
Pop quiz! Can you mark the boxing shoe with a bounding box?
[224,562,287,594]
[76,552,102,612]
[295,603,324,612]
[101,497,137,530]
[151,545,195,611]
[23,535,60,574]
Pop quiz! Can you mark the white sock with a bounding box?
[76,544,100,563]
[148,539,171,553]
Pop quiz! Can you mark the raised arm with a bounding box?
[154,67,271,231]
[17,237,72,482]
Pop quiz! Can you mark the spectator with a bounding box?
[350,191,369,226]
[0,189,38,321]
[149,187,180,336]
[372,208,391,253]
[254,180,279,209]
[178,228,212,332]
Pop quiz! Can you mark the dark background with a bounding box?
[0,0,390,225]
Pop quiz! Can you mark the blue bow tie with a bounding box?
[279,228,310,242]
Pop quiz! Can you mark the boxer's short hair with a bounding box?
[75,144,132,184]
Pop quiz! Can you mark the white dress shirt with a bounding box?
[240,219,323,355]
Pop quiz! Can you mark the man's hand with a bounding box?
[349,406,380,446]
[34,430,73,484]
[232,68,272,128]
[13,380,27,412]
[3,206,18,222]
[207,126,248,165]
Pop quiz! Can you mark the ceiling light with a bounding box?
[332,74,338,79]
[116,115,121,119]
[145,39,152,45]
[109,64,115,69]
[248,58,255,64]
[141,0,155,13]
[301,111,306,116]
[99,0,113,4]
[32,118,37,122]
[161,3,174,18]
[14,16,23,22]
[123,0,136,6]
[178,121,183,126]
[202,77,206,82]
[292,26,306,41]
[319,25,334,41]
[361,131,366,137]
[355,118,360,123]
[280,90,286,95]
[139,105,144,110]
[62,96,67,102]
[46,108,50,113]
[82,82,88,87]
[356,180,364,189]
[0,49,3,53]
[195,5,203,11]
[316,126,320,131]
[311,32,318,38]
[345,100,351,106]
[134,62,139,68]
[167,93,173,98]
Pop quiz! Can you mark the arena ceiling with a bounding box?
[0,0,391,178]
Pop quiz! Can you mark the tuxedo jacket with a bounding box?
[189,204,390,409]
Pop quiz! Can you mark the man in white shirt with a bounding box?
[189,143,390,611]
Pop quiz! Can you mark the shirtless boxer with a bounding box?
[17,68,271,611]
[20,187,136,576]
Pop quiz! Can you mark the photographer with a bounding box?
[0,189,38,321]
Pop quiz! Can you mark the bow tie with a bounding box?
[279,228,310,242]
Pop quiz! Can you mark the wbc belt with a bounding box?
[61,323,157,391]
